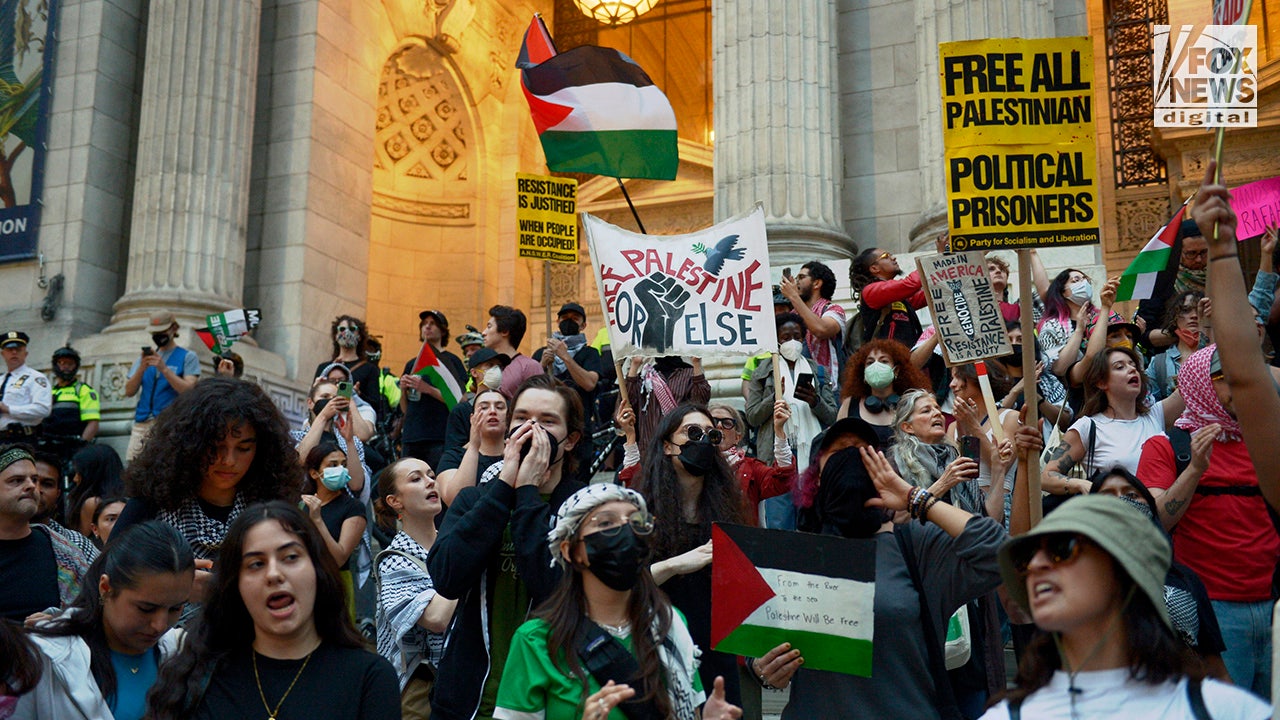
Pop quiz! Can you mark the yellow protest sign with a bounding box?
[940,37,1100,251]
[517,172,579,263]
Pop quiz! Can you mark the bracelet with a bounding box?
[909,488,934,520]
[1210,253,1238,261]
[918,496,940,525]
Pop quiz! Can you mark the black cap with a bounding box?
[467,347,511,371]
[557,302,586,319]
[1,331,29,349]
[1179,218,1203,240]
[418,309,449,329]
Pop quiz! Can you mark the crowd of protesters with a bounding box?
[1,166,1278,720]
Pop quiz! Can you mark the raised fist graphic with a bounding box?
[634,272,689,353]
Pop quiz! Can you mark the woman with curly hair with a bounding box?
[114,377,301,609]
[144,502,399,720]
[313,315,380,411]
[638,404,747,706]
[837,339,932,447]
[1146,290,1204,401]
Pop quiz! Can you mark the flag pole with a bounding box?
[616,178,647,234]
[1018,249,1042,527]
[1210,0,1254,241]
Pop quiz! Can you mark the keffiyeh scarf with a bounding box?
[1173,344,1242,442]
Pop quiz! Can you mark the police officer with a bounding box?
[45,346,100,442]
[0,331,53,437]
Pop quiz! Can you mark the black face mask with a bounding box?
[676,439,718,477]
[581,524,648,591]
[151,332,172,348]
[511,426,564,467]
[558,319,581,337]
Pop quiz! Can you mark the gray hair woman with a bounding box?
[888,389,982,514]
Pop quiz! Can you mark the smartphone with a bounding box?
[796,373,814,391]
[959,435,982,461]
[141,346,153,356]
[782,267,792,279]
[336,381,353,399]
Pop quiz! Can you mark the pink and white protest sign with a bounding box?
[1229,176,1280,240]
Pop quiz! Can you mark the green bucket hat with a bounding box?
[998,494,1172,631]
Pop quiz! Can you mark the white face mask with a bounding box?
[779,339,804,362]
[1069,280,1093,303]
[482,366,503,390]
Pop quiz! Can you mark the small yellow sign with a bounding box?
[517,172,579,263]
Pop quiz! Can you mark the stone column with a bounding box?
[912,0,1054,248]
[712,0,851,263]
[110,0,262,324]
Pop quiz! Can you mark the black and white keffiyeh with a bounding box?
[157,492,248,560]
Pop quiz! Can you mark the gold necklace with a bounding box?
[253,648,315,720]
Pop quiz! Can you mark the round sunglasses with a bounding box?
[680,424,723,445]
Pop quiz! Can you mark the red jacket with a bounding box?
[861,270,926,311]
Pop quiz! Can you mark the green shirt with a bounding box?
[494,612,704,720]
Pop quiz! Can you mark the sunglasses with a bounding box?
[336,325,357,332]
[581,510,655,538]
[877,251,892,261]
[1010,533,1086,575]
[711,416,737,430]
[681,424,723,445]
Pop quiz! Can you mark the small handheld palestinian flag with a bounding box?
[197,308,261,354]
[711,523,876,676]
[1116,198,1192,302]
[410,341,463,410]
[517,15,678,180]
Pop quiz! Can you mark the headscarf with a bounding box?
[0,446,33,473]
[547,483,648,567]
[1173,345,1242,442]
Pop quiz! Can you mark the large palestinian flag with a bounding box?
[517,18,678,181]
[711,523,877,677]
[1115,200,1189,302]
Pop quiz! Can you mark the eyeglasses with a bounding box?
[581,510,655,538]
[711,416,737,430]
[1182,248,1209,259]
[336,325,356,332]
[680,424,723,445]
[1010,533,1086,575]
[795,272,811,280]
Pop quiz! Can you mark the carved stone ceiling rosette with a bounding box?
[1115,197,1171,253]
[373,42,476,225]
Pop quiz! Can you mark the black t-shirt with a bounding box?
[400,350,467,443]
[114,496,235,536]
[319,492,365,571]
[193,643,400,720]
[313,360,382,411]
[0,528,60,620]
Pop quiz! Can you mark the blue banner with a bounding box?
[0,0,59,264]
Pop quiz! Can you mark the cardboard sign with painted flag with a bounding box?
[517,16,678,180]
[585,204,776,359]
[711,523,876,676]
[198,309,261,354]
[410,341,463,410]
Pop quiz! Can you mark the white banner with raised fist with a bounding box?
[584,204,777,359]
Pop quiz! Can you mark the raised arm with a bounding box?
[1193,160,1280,504]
